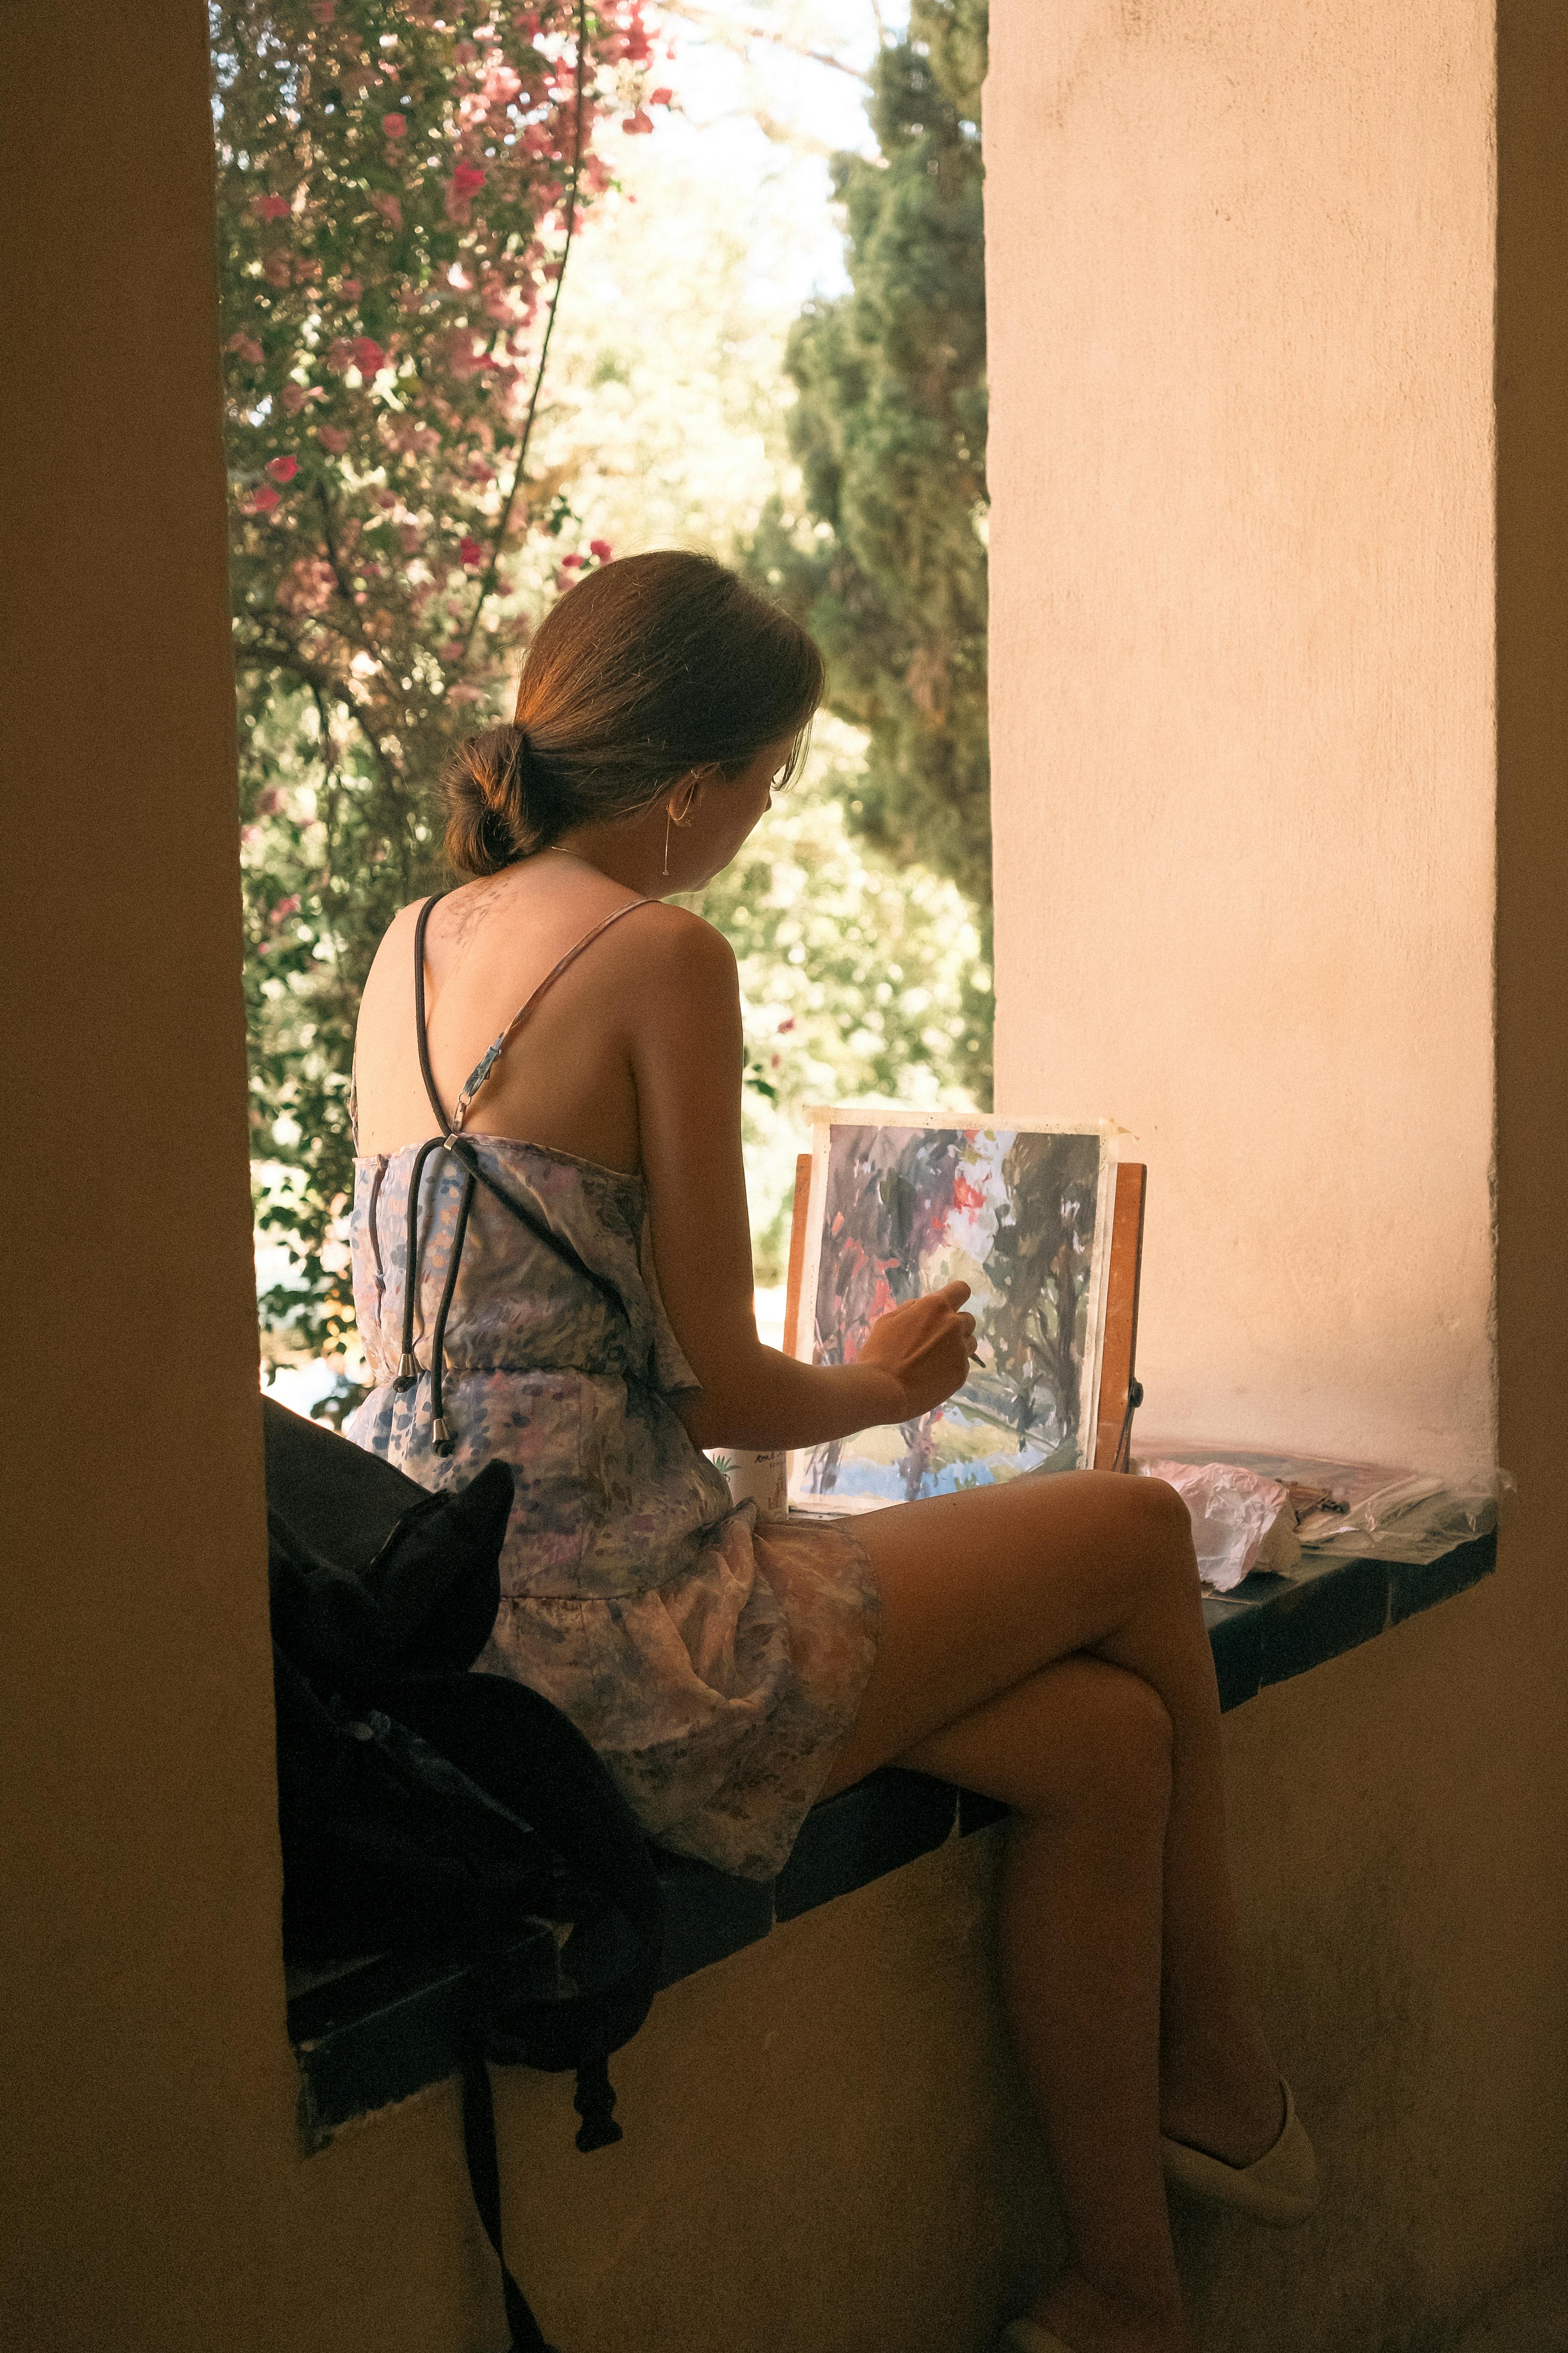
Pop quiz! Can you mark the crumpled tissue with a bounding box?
[1137,1460,1302,1594]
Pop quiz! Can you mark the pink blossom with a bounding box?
[482,59,523,105]
[340,277,362,299]
[351,336,386,376]
[265,454,299,484]
[370,191,404,231]
[279,383,306,411]
[276,558,336,615]
[382,112,407,138]
[262,250,292,287]
[621,109,653,135]
[316,425,350,454]
[459,535,484,568]
[588,537,612,561]
[400,523,422,553]
[649,87,673,107]
[227,332,265,365]
[309,0,334,20]
[444,329,482,379]
[559,552,583,569]
[444,164,488,225]
[256,787,285,816]
[251,193,291,221]
[249,485,281,516]
[269,894,301,924]
[441,638,467,662]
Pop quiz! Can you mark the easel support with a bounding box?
[1092,1162,1147,1471]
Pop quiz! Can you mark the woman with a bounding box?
[347,550,1315,2353]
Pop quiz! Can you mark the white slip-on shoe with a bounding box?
[998,2324,1075,2353]
[1160,2076,1319,2224]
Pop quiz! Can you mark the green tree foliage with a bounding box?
[744,0,989,915]
[213,0,666,1357]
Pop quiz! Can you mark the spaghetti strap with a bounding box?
[444,895,655,1133]
[411,891,452,1131]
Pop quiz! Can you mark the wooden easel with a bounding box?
[782,1152,1147,1472]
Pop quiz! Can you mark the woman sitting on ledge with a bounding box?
[347,550,1315,2353]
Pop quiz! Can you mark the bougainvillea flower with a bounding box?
[458,535,483,568]
[227,331,265,365]
[589,537,612,561]
[340,277,362,299]
[315,425,349,454]
[251,192,291,221]
[351,336,386,376]
[249,485,281,515]
[482,59,523,105]
[264,454,299,484]
[382,113,406,138]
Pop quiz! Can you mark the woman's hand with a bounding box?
[857,1282,977,1423]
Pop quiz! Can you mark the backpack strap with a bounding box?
[461,2048,558,2353]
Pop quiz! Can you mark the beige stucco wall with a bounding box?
[988,0,1498,1471]
[988,1,1568,2346]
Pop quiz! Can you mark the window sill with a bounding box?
[287,1527,1496,2150]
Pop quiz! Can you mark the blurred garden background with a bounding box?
[217,0,988,1415]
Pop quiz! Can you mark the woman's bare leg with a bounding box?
[904,1659,1187,2353]
[817,1472,1284,2342]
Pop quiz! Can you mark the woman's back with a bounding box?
[352,854,696,1174]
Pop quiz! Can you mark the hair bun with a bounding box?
[440,722,542,876]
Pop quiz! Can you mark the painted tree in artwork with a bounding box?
[214,0,667,1361]
[982,1132,1101,1452]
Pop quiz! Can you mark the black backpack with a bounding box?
[264,1398,663,2353]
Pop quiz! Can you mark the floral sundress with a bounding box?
[345,894,881,1879]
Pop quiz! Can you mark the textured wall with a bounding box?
[986,2,1568,2346]
[987,0,1497,1469]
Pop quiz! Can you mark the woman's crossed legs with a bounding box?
[818,1472,1284,2353]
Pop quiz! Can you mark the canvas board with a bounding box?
[788,1110,1118,1514]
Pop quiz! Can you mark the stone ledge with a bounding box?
[287,1527,1497,2146]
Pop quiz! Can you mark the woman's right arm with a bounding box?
[629,908,974,1452]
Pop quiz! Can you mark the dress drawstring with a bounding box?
[393,1132,448,1394]
[427,1158,477,1454]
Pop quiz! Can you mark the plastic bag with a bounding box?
[1137,1460,1301,1594]
[1292,1471,1506,1564]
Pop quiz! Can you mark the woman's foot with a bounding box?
[1158,2023,1286,2169]
[1160,2077,1319,2225]
[1028,2266,1193,2353]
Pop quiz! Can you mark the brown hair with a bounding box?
[442,550,824,875]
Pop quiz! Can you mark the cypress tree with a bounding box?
[744,0,989,916]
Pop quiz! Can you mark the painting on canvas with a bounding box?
[790,1112,1116,1512]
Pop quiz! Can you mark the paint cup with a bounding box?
[708,1447,789,1521]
